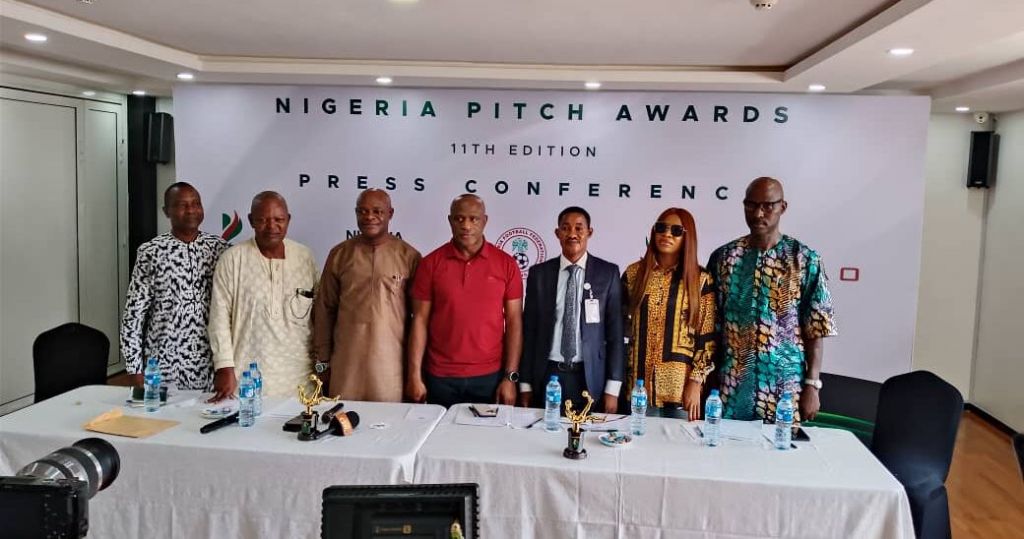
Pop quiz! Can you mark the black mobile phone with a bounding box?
[792,426,810,442]
[283,414,305,432]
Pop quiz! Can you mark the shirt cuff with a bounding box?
[604,380,622,397]
[212,355,236,371]
[519,383,532,393]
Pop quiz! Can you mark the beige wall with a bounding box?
[914,110,1024,430]
[972,110,1024,431]
[913,114,988,398]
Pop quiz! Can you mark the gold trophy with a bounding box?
[563,391,601,459]
[296,374,341,441]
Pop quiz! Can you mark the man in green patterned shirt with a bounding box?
[708,177,838,423]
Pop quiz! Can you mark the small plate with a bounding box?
[599,431,633,447]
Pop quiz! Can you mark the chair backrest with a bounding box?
[818,372,881,423]
[871,370,963,486]
[806,373,882,445]
[1014,433,1024,482]
[33,322,110,402]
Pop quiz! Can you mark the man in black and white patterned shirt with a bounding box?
[120,182,230,391]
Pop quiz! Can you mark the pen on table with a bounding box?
[200,412,240,434]
[525,417,544,429]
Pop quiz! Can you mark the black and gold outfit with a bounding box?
[622,262,717,408]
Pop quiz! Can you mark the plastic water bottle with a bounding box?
[239,371,255,427]
[704,389,723,447]
[248,360,263,417]
[143,357,161,413]
[774,391,795,450]
[544,375,562,432]
[630,379,648,436]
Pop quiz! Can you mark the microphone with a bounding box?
[320,402,345,423]
[327,411,360,436]
[200,412,240,434]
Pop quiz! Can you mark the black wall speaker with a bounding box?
[967,131,999,188]
[145,112,174,164]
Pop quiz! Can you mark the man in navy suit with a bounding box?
[518,207,624,413]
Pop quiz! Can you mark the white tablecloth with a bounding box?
[414,405,915,539]
[0,385,445,538]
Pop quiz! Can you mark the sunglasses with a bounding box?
[742,199,784,213]
[654,222,685,237]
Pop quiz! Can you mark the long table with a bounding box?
[0,385,446,538]
[414,405,915,538]
[2,389,914,538]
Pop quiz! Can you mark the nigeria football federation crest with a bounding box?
[496,227,547,281]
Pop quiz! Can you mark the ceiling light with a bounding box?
[82,91,96,97]
[955,106,970,112]
[807,84,826,92]
[887,48,915,57]
[24,33,47,43]
[132,90,146,96]
[584,81,602,90]
[176,72,195,81]
[376,76,393,85]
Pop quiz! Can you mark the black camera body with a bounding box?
[0,476,90,538]
[0,437,119,538]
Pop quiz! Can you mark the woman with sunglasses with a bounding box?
[621,208,717,420]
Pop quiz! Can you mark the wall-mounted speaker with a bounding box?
[145,112,174,164]
[967,131,998,188]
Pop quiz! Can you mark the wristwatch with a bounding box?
[803,378,823,390]
[505,371,520,383]
[314,361,330,374]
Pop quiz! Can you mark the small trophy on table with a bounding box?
[296,374,341,441]
[563,391,601,460]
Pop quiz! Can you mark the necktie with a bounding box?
[560,264,580,367]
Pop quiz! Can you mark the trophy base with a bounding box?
[297,412,320,441]
[563,447,588,460]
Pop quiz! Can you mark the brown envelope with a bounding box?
[83,408,180,438]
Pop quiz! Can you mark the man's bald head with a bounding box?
[743,176,787,241]
[450,193,485,215]
[745,176,784,201]
[357,188,392,209]
[448,193,488,254]
[355,188,394,243]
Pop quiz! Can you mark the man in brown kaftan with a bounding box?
[312,189,421,401]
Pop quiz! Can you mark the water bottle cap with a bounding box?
[637,379,644,387]
[242,370,252,378]
[782,391,792,399]
[147,357,158,365]
[550,375,558,382]
[710,389,719,396]
[249,361,258,368]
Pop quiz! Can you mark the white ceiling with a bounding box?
[2,0,1023,113]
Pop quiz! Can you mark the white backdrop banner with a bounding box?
[174,84,929,383]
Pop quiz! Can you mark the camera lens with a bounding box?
[17,438,120,498]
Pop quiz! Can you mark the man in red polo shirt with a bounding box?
[406,194,524,407]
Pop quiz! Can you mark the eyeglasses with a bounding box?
[742,199,784,213]
[653,222,685,237]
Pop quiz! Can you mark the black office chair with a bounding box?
[1013,432,1024,482]
[872,371,962,539]
[33,322,110,402]
[804,372,881,446]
